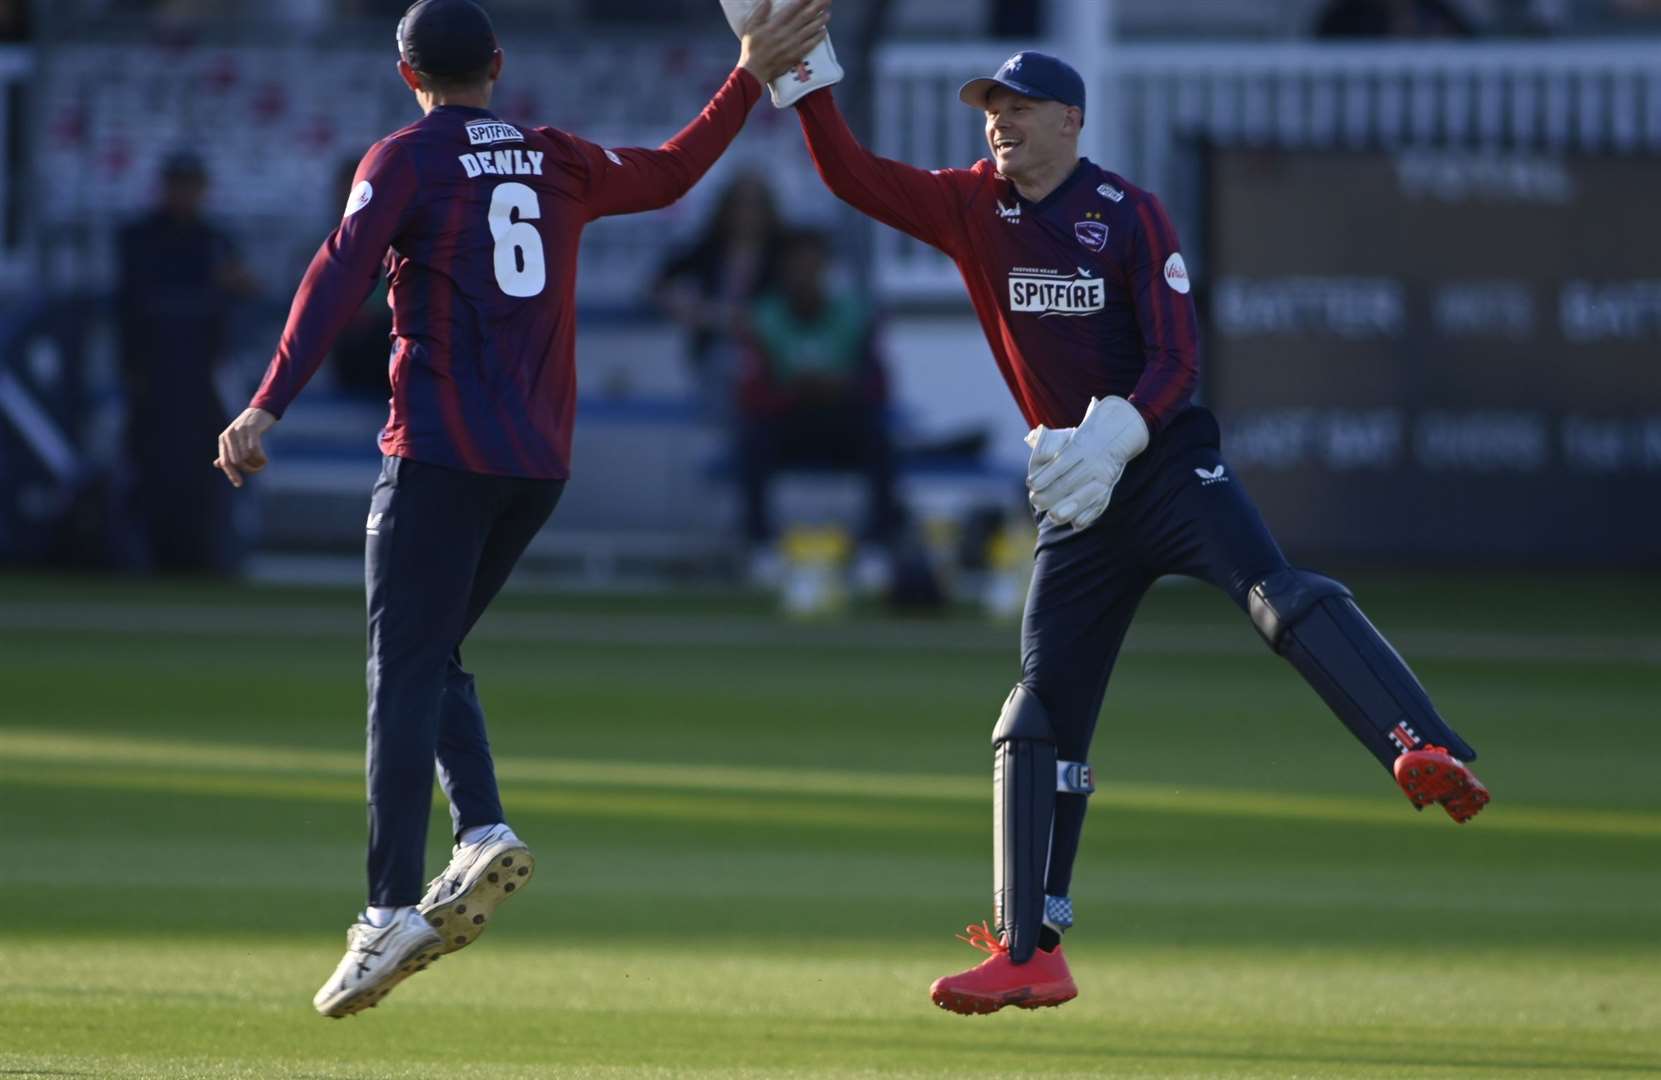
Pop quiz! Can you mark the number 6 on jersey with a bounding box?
[489,181,545,297]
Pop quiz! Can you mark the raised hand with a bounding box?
[736,0,832,85]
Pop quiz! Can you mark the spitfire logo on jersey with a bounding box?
[1008,266,1107,317]
[465,121,525,146]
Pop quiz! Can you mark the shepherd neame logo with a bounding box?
[1009,267,1106,317]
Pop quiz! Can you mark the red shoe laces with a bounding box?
[955,921,1008,956]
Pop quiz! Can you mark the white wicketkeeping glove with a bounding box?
[1024,423,1070,485]
[719,0,844,108]
[1025,396,1150,531]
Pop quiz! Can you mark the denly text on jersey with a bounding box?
[458,149,546,179]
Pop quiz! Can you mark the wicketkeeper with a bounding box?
[763,42,1492,1014]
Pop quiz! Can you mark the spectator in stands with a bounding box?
[735,227,900,579]
[655,170,786,414]
[1314,0,1476,36]
[324,155,394,399]
[117,150,257,574]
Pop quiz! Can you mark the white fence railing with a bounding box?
[873,41,1661,299]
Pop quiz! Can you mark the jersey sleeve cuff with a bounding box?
[248,394,286,420]
[1127,398,1161,436]
[797,85,835,113]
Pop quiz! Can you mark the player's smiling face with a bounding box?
[984,87,1078,181]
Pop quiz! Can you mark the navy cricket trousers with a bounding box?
[363,455,563,906]
[1020,406,1289,901]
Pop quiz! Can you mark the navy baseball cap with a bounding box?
[959,51,1086,116]
[397,0,498,79]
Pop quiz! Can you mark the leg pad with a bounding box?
[1249,569,1476,767]
[993,686,1056,965]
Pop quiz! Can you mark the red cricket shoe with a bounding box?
[1394,745,1491,823]
[929,922,1078,1015]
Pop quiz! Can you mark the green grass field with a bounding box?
[2,572,1658,1079]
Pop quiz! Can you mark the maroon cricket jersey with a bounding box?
[252,68,763,479]
[798,89,1198,435]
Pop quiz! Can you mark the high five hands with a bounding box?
[727,0,844,106]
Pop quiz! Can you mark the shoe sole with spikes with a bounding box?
[420,844,535,956]
[1394,746,1491,823]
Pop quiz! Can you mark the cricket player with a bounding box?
[211,0,832,1018]
[788,50,1492,1014]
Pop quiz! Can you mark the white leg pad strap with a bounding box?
[1057,761,1094,795]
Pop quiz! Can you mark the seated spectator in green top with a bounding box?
[735,227,901,561]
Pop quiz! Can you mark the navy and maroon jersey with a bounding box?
[797,89,1198,436]
[252,68,763,479]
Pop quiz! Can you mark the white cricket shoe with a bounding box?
[418,824,534,955]
[312,908,443,1018]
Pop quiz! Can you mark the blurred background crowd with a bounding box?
[1,0,1658,609]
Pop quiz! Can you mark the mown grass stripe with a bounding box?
[3,728,1658,837]
[3,602,1658,665]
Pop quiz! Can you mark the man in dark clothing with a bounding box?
[117,151,256,574]
[655,172,786,412]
